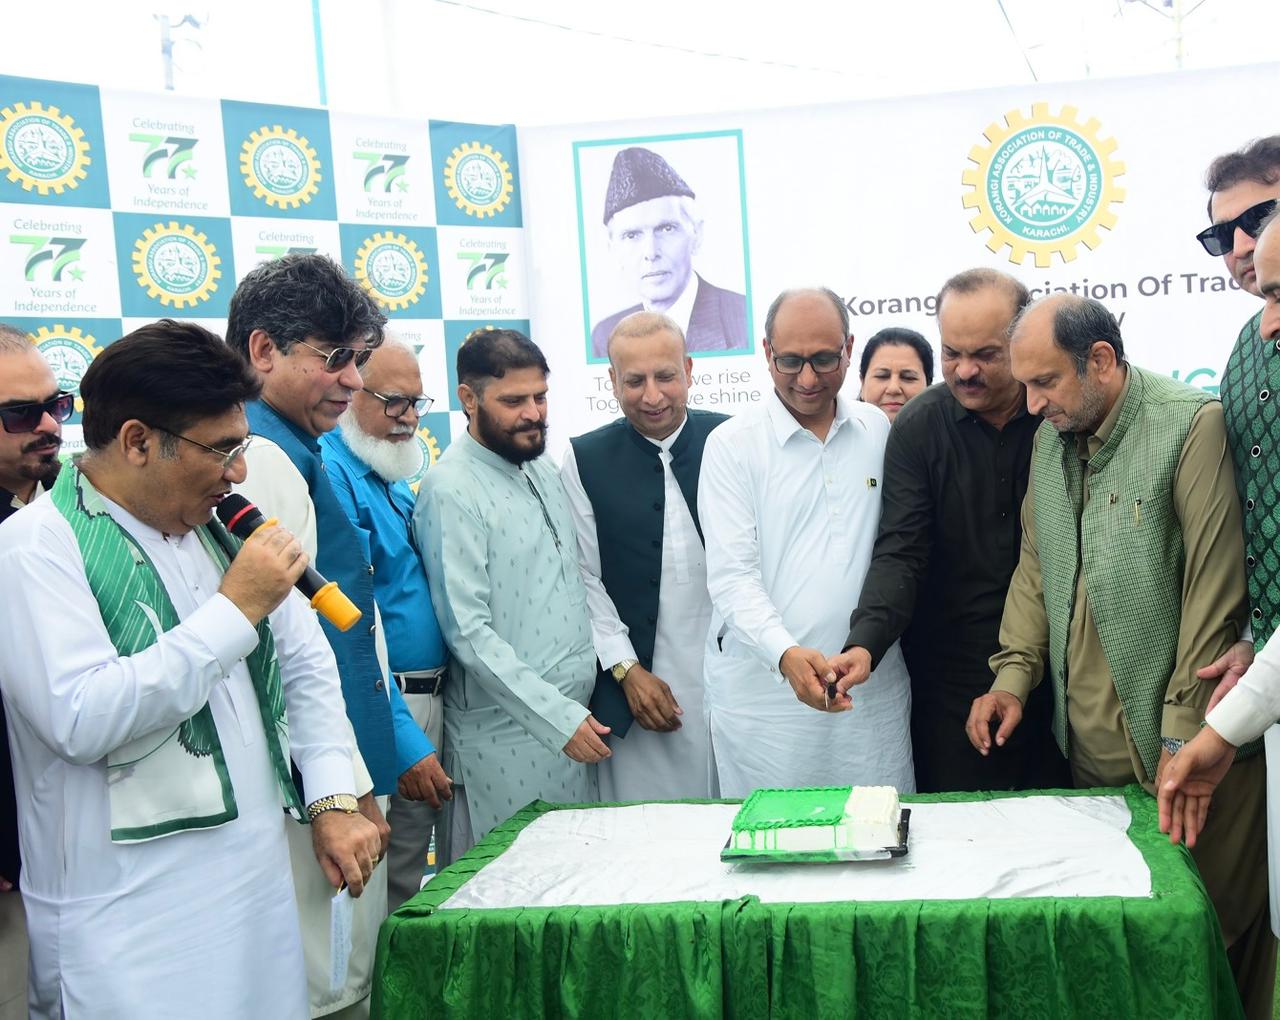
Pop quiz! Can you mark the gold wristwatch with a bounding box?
[611,658,639,683]
[306,793,360,821]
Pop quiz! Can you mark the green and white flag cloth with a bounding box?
[50,464,304,842]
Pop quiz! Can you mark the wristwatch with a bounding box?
[306,793,360,821]
[611,658,639,683]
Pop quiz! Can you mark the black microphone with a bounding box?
[216,493,362,632]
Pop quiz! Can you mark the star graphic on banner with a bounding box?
[395,178,409,193]
[68,266,85,282]
[495,276,508,289]
[183,165,198,180]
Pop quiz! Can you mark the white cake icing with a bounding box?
[730,785,901,853]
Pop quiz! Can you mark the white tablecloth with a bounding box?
[442,795,1151,909]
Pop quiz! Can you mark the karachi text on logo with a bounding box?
[355,151,410,193]
[129,133,198,180]
[11,234,86,282]
[132,221,221,308]
[458,250,509,290]
[962,103,1125,267]
[443,142,513,218]
[408,424,444,493]
[240,126,321,209]
[31,324,103,411]
[0,100,90,196]
[355,232,428,312]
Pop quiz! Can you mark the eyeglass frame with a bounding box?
[768,347,847,376]
[361,388,434,418]
[148,425,255,470]
[0,390,75,434]
[291,338,375,372]
[1195,198,1278,257]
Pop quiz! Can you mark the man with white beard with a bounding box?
[320,338,452,911]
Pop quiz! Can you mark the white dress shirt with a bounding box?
[698,391,915,797]
[562,416,716,800]
[0,490,354,1019]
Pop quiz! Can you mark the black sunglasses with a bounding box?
[1195,198,1278,256]
[293,339,374,372]
[0,391,75,434]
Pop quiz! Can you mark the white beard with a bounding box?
[338,413,423,483]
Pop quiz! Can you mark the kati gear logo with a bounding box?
[355,231,428,311]
[129,133,198,180]
[962,103,1125,267]
[11,235,86,281]
[30,324,104,412]
[408,423,444,493]
[240,126,321,209]
[0,100,91,196]
[457,250,509,290]
[131,220,221,308]
[443,142,513,218]
[355,152,410,193]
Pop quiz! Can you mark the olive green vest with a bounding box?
[1033,367,1208,780]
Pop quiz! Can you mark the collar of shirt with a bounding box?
[765,389,855,447]
[258,399,321,454]
[658,273,699,336]
[1080,367,1132,461]
[2,475,52,516]
[459,425,527,477]
[641,414,689,456]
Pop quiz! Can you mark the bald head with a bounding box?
[606,310,686,368]
[1011,294,1126,433]
[346,335,427,445]
[607,311,692,440]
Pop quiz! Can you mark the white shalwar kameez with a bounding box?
[561,419,717,800]
[698,392,915,798]
[0,494,355,1020]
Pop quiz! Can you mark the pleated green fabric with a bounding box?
[373,787,1241,1020]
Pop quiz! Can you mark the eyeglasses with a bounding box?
[1195,198,1278,256]
[362,388,433,418]
[0,391,75,434]
[770,350,845,376]
[153,427,255,470]
[292,339,374,372]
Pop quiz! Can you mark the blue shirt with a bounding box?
[321,428,447,672]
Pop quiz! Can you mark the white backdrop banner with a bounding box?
[519,61,1280,458]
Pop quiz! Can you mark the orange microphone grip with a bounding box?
[310,581,362,632]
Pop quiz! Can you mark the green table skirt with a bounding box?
[373,786,1241,1019]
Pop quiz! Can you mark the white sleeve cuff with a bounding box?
[191,593,261,672]
[760,625,798,681]
[1206,684,1274,748]
[299,750,360,804]
[596,634,639,672]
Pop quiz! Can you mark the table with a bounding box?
[373,787,1241,1019]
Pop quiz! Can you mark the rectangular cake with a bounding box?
[730,785,901,853]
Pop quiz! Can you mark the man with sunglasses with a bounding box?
[227,254,445,1019]
[699,287,914,797]
[1181,141,1280,1008]
[320,337,452,911]
[0,323,72,1017]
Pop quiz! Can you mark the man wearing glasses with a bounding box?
[0,323,71,1017]
[413,328,601,858]
[0,321,379,1018]
[320,336,452,910]
[1190,139,1280,1007]
[698,287,914,797]
[227,254,446,1019]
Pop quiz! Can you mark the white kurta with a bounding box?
[238,440,385,1017]
[0,492,354,1020]
[561,418,716,801]
[699,392,915,798]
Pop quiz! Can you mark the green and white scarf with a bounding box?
[51,464,304,842]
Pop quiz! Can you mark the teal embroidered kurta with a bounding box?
[413,429,596,839]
